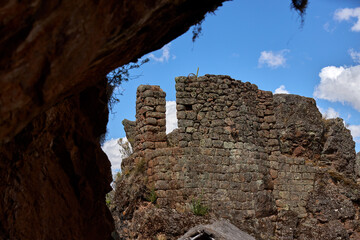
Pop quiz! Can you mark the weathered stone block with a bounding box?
[141,125,160,133]
[157,119,166,127]
[200,139,212,148]
[142,142,155,149]
[146,111,165,119]
[155,105,166,113]
[177,111,186,119]
[264,115,276,123]
[178,119,194,127]
[177,98,196,105]
[261,122,270,130]
[145,117,157,125]
[179,141,188,147]
[155,142,167,148]
[144,97,157,106]
[268,139,278,146]
[185,127,196,133]
[186,111,197,120]
[224,142,234,149]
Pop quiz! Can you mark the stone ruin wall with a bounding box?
[125,75,359,239]
[170,76,277,223]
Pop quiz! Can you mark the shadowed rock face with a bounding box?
[0,1,228,239]
[0,0,226,143]
[0,79,113,240]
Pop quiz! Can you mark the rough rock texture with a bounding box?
[179,220,256,240]
[122,119,136,148]
[272,94,324,159]
[112,200,213,240]
[0,80,114,240]
[274,94,356,177]
[356,152,360,182]
[0,1,230,239]
[297,172,360,240]
[0,0,227,143]
[112,158,213,239]
[115,75,360,239]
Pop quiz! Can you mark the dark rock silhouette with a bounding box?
[0,1,228,239]
[0,0,226,143]
[0,80,113,240]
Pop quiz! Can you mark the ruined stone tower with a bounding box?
[117,75,360,240]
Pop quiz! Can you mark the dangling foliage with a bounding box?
[192,20,204,43]
[106,58,149,112]
[291,0,308,14]
[291,0,309,25]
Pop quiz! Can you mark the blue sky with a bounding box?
[103,1,360,171]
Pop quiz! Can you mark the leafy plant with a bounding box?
[134,158,146,174]
[188,67,199,79]
[105,192,114,207]
[192,21,204,42]
[290,0,308,26]
[190,197,208,216]
[115,171,121,181]
[191,3,219,42]
[145,187,158,204]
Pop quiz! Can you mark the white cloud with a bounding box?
[314,65,360,111]
[148,44,175,62]
[102,137,131,173]
[348,125,360,137]
[318,107,340,119]
[348,124,360,144]
[323,22,335,33]
[166,101,178,134]
[274,85,289,94]
[349,49,360,64]
[334,7,360,32]
[347,113,352,120]
[258,50,289,69]
[102,138,121,172]
[324,22,330,32]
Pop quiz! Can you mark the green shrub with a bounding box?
[115,171,121,180]
[105,192,113,207]
[135,158,146,174]
[145,187,158,204]
[190,198,208,216]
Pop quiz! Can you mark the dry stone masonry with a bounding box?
[134,85,167,151]
[116,75,360,239]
